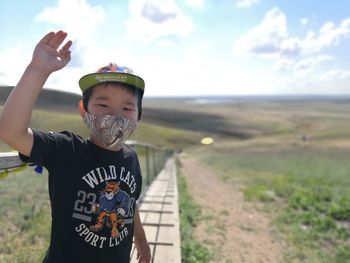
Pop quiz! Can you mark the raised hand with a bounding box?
[30,30,72,75]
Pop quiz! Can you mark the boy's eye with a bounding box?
[97,104,108,108]
[123,107,134,111]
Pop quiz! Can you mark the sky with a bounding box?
[1,0,350,97]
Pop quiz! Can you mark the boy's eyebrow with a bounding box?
[94,96,110,101]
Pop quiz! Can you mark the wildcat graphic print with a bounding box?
[90,181,129,238]
[72,165,138,248]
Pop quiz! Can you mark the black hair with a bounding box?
[82,82,143,120]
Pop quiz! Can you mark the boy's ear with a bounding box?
[79,100,86,117]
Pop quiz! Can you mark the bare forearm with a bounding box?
[0,65,49,140]
[134,206,147,242]
[134,206,151,262]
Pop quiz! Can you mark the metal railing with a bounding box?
[125,140,173,194]
[0,141,173,194]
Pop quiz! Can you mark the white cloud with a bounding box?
[269,71,350,95]
[126,40,272,96]
[157,39,177,47]
[185,0,205,9]
[295,55,333,71]
[319,70,350,81]
[234,8,350,58]
[272,59,294,72]
[273,55,333,73]
[236,0,260,8]
[35,0,105,44]
[315,70,350,94]
[268,55,350,95]
[301,18,350,53]
[139,1,177,23]
[0,46,31,86]
[234,8,300,58]
[127,0,194,42]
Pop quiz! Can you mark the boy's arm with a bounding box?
[0,31,72,157]
[134,205,151,263]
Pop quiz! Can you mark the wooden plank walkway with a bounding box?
[131,157,181,263]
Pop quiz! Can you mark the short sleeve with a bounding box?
[19,129,65,171]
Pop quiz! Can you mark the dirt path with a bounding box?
[180,153,283,263]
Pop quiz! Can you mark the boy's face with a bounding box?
[83,83,138,122]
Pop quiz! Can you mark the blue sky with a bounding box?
[1,0,350,97]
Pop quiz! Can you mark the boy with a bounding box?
[0,31,151,263]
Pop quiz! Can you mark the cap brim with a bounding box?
[79,72,145,94]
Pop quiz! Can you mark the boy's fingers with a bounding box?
[60,50,71,61]
[59,40,72,61]
[39,31,55,44]
[65,50,71,61]
[47,31,67,49]
[60,40,73,52]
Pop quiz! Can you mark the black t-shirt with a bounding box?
[19,130,142,263]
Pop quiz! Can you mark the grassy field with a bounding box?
[1,94,350,262]
[185,98,350,263]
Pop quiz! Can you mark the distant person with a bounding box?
[0,31,150,263]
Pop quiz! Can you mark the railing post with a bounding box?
[152,148,157,181]
[145,146,151,186]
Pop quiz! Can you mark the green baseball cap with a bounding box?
[79,63,145,96]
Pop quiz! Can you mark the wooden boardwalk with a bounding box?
[130,157,181,263]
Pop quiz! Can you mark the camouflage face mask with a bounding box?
[83,114,137,148]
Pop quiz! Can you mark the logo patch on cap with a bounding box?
[95,75,128,82]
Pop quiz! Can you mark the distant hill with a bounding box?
[0,86,82,112]
[4,86,350,141]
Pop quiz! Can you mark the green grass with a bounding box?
[177,158,211,263]
[169,93,350,263]
[192,144,350,263]
[131,122,203,149]
[0,168,50,263]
